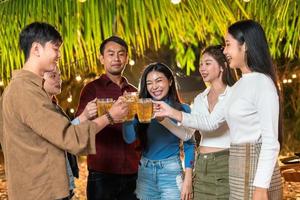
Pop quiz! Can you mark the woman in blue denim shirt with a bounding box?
[123,63,195,200]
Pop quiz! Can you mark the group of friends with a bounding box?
[0,19,283,200]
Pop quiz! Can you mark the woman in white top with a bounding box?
[154,20,283,200]
[192,45,236,199]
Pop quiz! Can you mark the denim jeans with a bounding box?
[87,170,138,200]
[136,156,183,200]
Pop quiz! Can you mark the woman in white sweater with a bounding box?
[154,20,283,200]
[192,45,236,199]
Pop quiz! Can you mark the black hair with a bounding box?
[202,45,236,86]
[19,22,62,61]
[99,36,128,55]
[136,62,182,151]
[228,20,283,145]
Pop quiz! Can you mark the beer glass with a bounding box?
[97,98,114,116]
[137,98,153,123]
[124,92,138,121]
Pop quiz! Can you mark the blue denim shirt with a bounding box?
[123,102,195,168]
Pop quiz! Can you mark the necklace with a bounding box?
[207,87,225,112]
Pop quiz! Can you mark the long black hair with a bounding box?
[202,45,236,86]
[136,62,182,151]
[228,20,283,145]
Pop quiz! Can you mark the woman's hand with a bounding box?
[181,168,193,200]
[78,98,98,122]
[153,101,182,122]
[108,96,128,123]
[253,187,268,200]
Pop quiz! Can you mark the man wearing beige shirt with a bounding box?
[0,22,128,200]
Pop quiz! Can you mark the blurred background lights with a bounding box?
[67,95,73,103]
[171,0,181,4]
[292,74,297,79]
[129,59,135,66]
[70,108,75,114]
[76,75,82,82]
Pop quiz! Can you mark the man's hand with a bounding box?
[78,98,97,122]
[109,96,128,122]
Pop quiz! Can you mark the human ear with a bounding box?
[31,42,41,57]
[99,54,104,65]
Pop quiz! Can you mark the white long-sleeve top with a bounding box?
[182,72,280,188]
[159,118,195,141]
[192,87,231,148]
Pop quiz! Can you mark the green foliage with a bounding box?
[0,0,299,82]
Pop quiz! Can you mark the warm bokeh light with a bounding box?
[292,74,297,79]
[76,75,82,82]
[129,59,135,66]
[171,0,181,4]
[287,79,292,83]
[67,96,73,103]
[70,108,75,113]
[283,79,288,84]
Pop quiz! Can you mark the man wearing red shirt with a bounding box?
[76,36,140,200]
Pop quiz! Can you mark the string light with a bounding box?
[292,74,297,79]
[76,75,82,82]
[287,79,292,83]
[67,95,73,103]
[171,0,181,4]
[129,59,135,66]
[283,79,288,84]
[70,108,75,114]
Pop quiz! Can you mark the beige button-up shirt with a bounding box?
[0,69,98,200]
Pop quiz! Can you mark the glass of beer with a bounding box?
[137,98,153,123]
[124,92,138,121]
[97,98,114,116]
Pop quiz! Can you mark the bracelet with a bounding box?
[105,111,114,125]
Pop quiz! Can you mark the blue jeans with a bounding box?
[136,156,183,200]
[87,170,138,200]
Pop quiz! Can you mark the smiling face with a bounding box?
[43,67,62,96]
[223,32,246,70]
[38,41,61,74]
[199,53,223,84]
[100,41,128,76]
[146,70,171,100]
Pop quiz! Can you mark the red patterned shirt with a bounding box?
[76,74,140,174]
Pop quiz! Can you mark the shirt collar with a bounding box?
[100,74,131,88]
[200,86,230,99]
